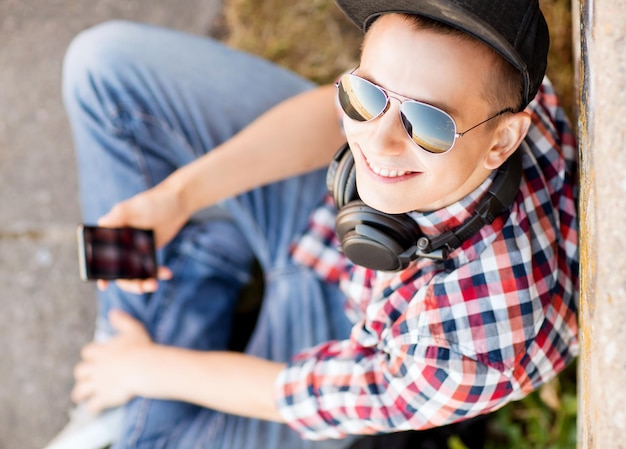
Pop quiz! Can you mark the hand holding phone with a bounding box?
[77,225,158,281]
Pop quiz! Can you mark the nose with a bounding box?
[368,98,410,155]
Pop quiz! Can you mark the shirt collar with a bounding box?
[407,170,496,236]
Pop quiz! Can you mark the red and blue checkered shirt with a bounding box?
[275,79,579,439]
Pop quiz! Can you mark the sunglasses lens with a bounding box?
[337,73,457,154]
[337,74,387,121]
[400,102,456,154]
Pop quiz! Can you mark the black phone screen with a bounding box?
[77,225,157,280]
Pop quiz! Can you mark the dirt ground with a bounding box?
[220,0,576,118]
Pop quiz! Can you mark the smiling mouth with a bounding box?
[365,158,416,178]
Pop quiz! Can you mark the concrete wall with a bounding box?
[577,0,626,447]
[0,2,221,448]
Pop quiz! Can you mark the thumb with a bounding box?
[97,204,126,227]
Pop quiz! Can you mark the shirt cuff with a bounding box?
[274,355,349,440]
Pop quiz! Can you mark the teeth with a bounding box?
[367,159,408,178]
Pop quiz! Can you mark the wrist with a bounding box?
[127,343,162,399]
[157,174,195,221]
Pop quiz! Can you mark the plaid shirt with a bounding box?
[275,79,579,439]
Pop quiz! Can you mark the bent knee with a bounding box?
[62,21,149,100]
[64,20,147,72]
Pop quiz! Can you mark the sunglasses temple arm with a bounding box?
[457,108,514,137]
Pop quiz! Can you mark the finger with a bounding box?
[115,277,162,294]
[73,361,92,380]
[71,378,94,404]
[96,279,109,291]
[97,204,126,228]
[138,278,159,292]
[114,279,154,294]
[80,342,101,361]
[157,266,173,281]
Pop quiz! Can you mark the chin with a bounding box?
[359,192,412,215]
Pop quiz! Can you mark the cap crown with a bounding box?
[335,0,550,110]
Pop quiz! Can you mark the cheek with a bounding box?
[427,155,475,185]
[342,117,357,138]
[343,116,369,141]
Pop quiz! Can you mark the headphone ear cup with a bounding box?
[328,143,424,271]
[336,201,421,271]
[326,143,358,209]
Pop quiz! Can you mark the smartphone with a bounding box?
[76,225,157,281]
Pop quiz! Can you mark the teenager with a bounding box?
[48,1,578,448]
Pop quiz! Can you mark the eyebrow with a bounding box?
[354,68,462,118]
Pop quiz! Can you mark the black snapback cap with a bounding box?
[334,0,549,111]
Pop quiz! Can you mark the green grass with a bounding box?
[483,362,578,449]
[219,1,578,446]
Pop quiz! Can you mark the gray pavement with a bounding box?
[0,1,222,447]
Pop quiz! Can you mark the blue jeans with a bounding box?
[62,21,355,449]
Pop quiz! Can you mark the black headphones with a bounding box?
[326,143,523,271]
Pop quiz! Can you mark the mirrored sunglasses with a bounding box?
[336,72,512,154]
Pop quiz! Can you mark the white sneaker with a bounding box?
[43,405,124,449]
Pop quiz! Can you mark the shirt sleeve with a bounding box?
[274,329,517,439]
[274,257,532,440]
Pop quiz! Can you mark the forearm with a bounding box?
[135,346,286,422]
[162,84,343,215]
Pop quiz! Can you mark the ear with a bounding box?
[484,111,531,170]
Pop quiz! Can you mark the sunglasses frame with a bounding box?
[336,71,514,154]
